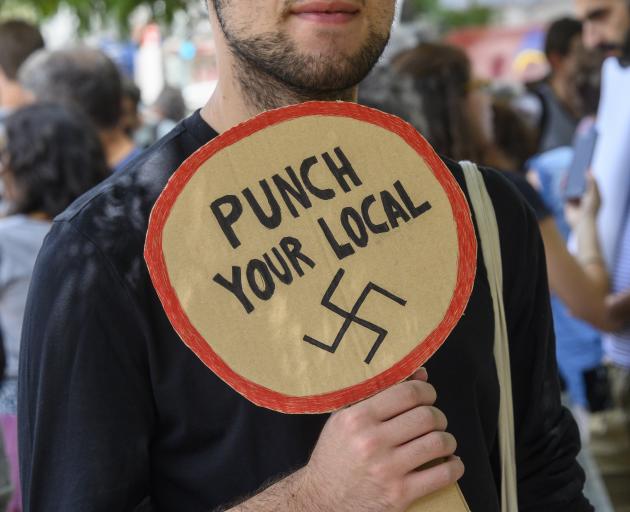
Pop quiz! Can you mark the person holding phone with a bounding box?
[575,0,630,445]
[387,43,630,447]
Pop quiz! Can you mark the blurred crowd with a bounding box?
[0,2,629,510]
[360,10,630,510]
[0,20,188,512]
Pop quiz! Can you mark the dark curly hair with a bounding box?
[390,43,482,162]
[491,100,537,173]
[2,103,110,218]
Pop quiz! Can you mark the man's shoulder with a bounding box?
[441,157,542,292]
[54,116,212,250]
[58,125,183,226]
[441,157,536,224]
[39,116,213,291]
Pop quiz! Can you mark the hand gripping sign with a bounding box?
[145,102,476,511]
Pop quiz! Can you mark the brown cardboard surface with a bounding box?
[145,103,476,511]
[409,484,471,511]
[161,114,460,397]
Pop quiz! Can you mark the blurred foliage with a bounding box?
[0,0,494,33]
[411,0,441,14]
[0,0,193,31]
[409,0,494,29]
[441,6,495,28]
[0,0,37,21]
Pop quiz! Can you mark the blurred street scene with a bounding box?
[1,0,630,510]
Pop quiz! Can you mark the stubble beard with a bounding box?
[622,23,630,65]
[213,0,390,112]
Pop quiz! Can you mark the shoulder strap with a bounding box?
[460,161,518,512]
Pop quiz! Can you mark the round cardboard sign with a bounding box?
[145,102,477,414]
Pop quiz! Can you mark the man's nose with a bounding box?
[582,22,602,49]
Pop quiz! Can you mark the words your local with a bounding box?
[209,146,432,314]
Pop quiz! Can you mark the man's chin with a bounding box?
[294,38,365,61]
[284,72,365,96]
[597,43,624,58]
[282,47,387,92]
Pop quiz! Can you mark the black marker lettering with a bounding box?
[213,267,254,314]
[322,147,362,193]
[263,247,293,285]
[280,236,316,276]
[272,166,313,218]
[361,195,389,234]
[394,180,432,218]
[210,195,244,249]
[300,156,335,200]
[246,259,275,301]
[317,218,355,260]
[242,179,282,230]
[341,207,369,248]
[381,190,410,228]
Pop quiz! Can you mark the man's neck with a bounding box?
[201,80,251,135]
[201,77,358,134]
[549,73,575,117]
[99,128,136,170]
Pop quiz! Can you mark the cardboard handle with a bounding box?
[406,483,470,512]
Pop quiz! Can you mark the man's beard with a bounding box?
[621,30,630,66]
[596,41,626,55]
[213,1,389,112]
[600,30,630,66]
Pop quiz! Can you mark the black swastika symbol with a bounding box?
[303,268,407,364]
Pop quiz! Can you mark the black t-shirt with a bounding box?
[18,111,591,512]
[501,171,551,222]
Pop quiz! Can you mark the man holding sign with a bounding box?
[19,1,591,512]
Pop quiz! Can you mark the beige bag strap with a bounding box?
[460,161,518,512]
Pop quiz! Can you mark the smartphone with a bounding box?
[564,126,598,201]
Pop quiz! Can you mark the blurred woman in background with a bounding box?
[382,43,630,436]
[389,42,629,332]
[0,103,109,511]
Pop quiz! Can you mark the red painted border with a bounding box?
[144,101,477,414]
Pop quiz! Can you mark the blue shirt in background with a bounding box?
[529,148,603,407]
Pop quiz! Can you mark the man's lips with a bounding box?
[290,1,361,23]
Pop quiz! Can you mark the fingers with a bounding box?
[584,174,596,199]
[409,367,428,382]
[310,369,459,511]
[381,405,448,446]
[583,174,601,211]
[402,456,465,503]
[590,177,601,205]
[361,379,437,421]
[393,431,458,474]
